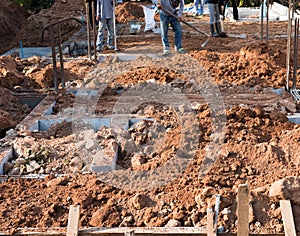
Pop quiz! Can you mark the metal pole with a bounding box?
[260,0,264,42]
[266,0,269,45]
[286,0,292,91]
[58,24,65,89]
[113,0,118,51]
[50,24,58,91]
[86,1,92,59]
[292,18,299,89]
[92,0,97,61]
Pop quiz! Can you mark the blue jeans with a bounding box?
[207,3,221,24]
[160,13,183,51]
[194,0,204,15]
[96,18,114,47]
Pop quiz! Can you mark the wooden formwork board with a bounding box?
[0,228,296,236]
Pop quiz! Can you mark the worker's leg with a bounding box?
[199,0,204,15]
[170,15,183,51]
[214,4,222,34]
[106,18,114,49]
[96,20,104,50]
[231,0,239,20]
[208,3,217,36]
[193,0,199,16]
[160,13,171,52]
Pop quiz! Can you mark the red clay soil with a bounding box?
[0,0,300,234]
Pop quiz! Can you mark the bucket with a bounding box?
[129,20,141,34]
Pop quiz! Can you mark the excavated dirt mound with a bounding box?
[115,1,145,23]
[0,1,29,54]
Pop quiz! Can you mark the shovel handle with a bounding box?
[163,8,210,37]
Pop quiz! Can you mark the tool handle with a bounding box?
[163,8,210,37]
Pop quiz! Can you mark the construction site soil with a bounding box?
[0,0,300,234]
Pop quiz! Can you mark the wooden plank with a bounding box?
[237,184,249,236]
[280,200,297,236]
[207,208,216,236]
[1,227,296,236]
[67,205,80,236]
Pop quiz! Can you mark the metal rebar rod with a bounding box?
[286,0,292,91]
[113,0,118,51]
[266,0,269,44]
[86,2,92,59]
[58,24,65,89]
[50,24,58,91]
[92,0,97,61]
[292,18,299,89]
[260,0,264,42]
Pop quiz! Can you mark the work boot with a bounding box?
[215,22,226,37]
[210,24,218,37]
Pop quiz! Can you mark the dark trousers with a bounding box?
[218,0,238,20]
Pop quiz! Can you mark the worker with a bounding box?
[95,0,115,52]
[153,0,187,55]
[193,0,204,16]
[207,0,224,37]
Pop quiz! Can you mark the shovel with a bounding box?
[162,8,210,47]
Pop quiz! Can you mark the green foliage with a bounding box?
[238,0,260,7]
[12,0,55,13]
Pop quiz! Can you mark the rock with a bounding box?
[46,176,70,188]
[165,219,181,227]
[143,105,155,116]
[131,153,146,169]
[279,98,297,113]
[131,194,150,210]
[201,186,215,197]
[85,140,96,150]
[269,176,300,204]
[69,156,83,173]
[26,160,41,173]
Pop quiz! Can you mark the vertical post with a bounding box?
[280,200,297,236]
[207,208,216,236]
[50,24,58,91]
[67,205,80,236]
[286,0,292,91]
[58,24,65,89]
[91,0,97,61]
[86,1,92,59]
[266,0,269,45]
[19,41,24,58]
[113,0,118,51]
[292,18,298,90]
[237,184,249,236]
[260,0,264,42]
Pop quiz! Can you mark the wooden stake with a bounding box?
[67,205,80,236]
[237,184,249,236]
[207,208,216,236]
[280,200,296,236]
